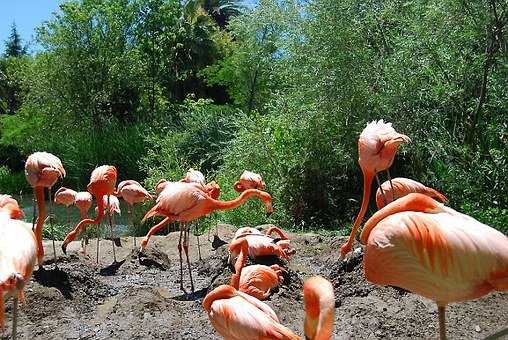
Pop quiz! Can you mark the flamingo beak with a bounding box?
[61,242,68,255]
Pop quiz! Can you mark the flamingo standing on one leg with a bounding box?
[0,195,24,220]
[54,187,77,227]
[360,193,508,340]
[229,237,285,300]
[61,165,117,261]
[0,204,37,340]
[74,192,93,254]
[116,180,152,247]
[375,177,447,208]
[203,275,335,339]
[24,152,66,267]
[140,181,273,294]
[179,168,220,261]
[340,120,410,259]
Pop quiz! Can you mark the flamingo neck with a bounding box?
[229,239,249,289]
[202,285,236,313]
[360,193,444,244]
[266,226,288,240]
[341,170,373,257]
[207,189,271,211]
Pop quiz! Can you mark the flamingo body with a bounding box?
[361,194,508,305]
[24,152,65,188]
[203,285,298,340]
[54,187,77,207]
[0,209,37,329]
[234,170,265,192]
[74,192,93,219]
[180,168,205,185]
[117,181,151,206]
[375,177,447,209]
[239,264,284,300]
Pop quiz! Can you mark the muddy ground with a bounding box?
[2,224,507,339]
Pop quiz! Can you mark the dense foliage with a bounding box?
[0,0,506,234]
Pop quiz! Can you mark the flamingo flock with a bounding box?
[0,119,506,340]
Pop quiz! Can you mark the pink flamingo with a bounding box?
[0,204,37,339]
[375,177,447,209]
[234,170,265,192]
[54,187,77,226]
[341,120,410,258]
[0,195,24,220]
[25,152,66,266]
[116,180,152,247]
[74,191,93,254]
[140,181,273,293]
[95,195,121,262]
[229,237,285,300]
[203,275,335,339]
[61,165,117,263]
[360,193,508,339]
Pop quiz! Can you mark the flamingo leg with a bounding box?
[31,193,36,232]
[438,305,447,340]
[183,223,195,293]
[178,224,185,293]
[47,188,58,268]
[96,221,101,265]
[375,173,388,206]
[195,224,202,261]
[129,207,136,248]
[386,169,396,201]
[107,203,117,263]
[11,295,18,340]
[66,206,70,228]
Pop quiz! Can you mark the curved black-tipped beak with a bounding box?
[61,243,68,255]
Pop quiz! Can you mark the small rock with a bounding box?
[475,325,481,332]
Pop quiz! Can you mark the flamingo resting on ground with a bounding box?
[203,275,334,339]
[229,237,285,300]
[360,193,508,340]
[0,204,37,339]
[140,181,273,293]
[74,191,93,254]
[116,180,152,247]
[0,195,24,220]
[234,170,265,192]
[375,177,447,209]
[54,187,77,226]
[61,165,117,261]
[341,120,410,259]
[25,152,66,266]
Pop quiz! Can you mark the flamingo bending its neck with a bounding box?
[0,195,24,220]
[360,193,508,339]
[341,120,410,259]
[61,165,117,257]
[140,181,272,293]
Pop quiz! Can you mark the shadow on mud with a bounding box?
[99,260,126,276]
[33,266,73,299]
[172,287,209,301]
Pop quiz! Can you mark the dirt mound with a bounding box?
[1,225,506,339]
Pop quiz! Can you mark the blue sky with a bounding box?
[0,0,64,54]
[0,0,257,54]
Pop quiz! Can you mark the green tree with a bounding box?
[4,23,27,57]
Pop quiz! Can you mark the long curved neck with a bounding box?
[207,189,271,211]
[360,193,443,244]
[266,226,288,240]
[229,239,249,289]
[341,169,373,257]
[34,186,46,257]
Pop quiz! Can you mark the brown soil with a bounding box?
[2,224,507,339]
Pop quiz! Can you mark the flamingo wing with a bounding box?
[363,208,508,304]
